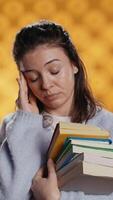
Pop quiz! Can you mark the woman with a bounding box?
[0,20,113,200]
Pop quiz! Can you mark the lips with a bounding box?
[44,93,59,100]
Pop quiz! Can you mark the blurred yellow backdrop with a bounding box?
[0,0,113,121]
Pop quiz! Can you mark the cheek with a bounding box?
[28,83,41,97]
[60,70,75,88]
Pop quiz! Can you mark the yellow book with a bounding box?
[59,121,101,130]
[47,122,110,160]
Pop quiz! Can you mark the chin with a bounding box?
[45,101,64,110]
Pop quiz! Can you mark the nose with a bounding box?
[41,75,52,90]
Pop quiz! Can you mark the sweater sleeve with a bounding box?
[0,110,43,150]
[0,110,51,200]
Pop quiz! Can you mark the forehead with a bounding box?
[19,45,71,71]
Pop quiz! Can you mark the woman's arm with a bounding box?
[0,110,49,200]
[0,73,48,200]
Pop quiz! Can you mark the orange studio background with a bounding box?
[0,0,113,121]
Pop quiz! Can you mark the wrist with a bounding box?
[49,191,60,200]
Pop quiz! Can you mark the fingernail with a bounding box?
[16,77,18,81]
[16,78,21,85]
[19,72,22,79]
[48,158,53,164]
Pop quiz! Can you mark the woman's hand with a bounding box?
[16,72,39,113]
[31,159,60,200]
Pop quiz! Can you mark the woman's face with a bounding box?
[19,45,78,115]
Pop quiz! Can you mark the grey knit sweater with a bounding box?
[0,108,113,200]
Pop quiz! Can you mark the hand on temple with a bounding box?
[16,72,39,113]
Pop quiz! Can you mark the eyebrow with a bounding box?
[21,59,61,73]
[44,59,60,66]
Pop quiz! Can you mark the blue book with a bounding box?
[55,137,112,162]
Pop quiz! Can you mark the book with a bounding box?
[71,145,113,157]
[55,137,112,163]
[47,121,113,194]
[65,137,112,144]
[55,139,113,170]
[57,153,113,194]
[58,159,113,181]
[57,121,101,130]
[47,121,110,160]
[57,152,113,176]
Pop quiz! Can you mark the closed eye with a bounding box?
[30,77,39,83]
[51,71,60,75]
[23,70,40,83]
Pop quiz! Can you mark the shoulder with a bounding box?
[0,112,16,144]
[88,107,113,123]
[95,107,113,120]
[87,107,113,138]
[1,110,43,126]
[1,112,16,124]
[0,111,44,144]
[0,112,16,130]
[1,112,17,131]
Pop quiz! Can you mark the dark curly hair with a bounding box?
[13,20,101,123]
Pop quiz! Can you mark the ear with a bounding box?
[73,65,78,74]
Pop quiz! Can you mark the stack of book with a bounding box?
[47,121,113,194]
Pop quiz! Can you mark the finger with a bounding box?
[19,72,28,95]
[31,167,43,191]
[16,78,25,100]
[29,91,37,105]
[34,167,43,179]
[16,78,21,92]
[16,77,29,111]
[18,76,29,101]
[47,159,57,181]
[16,77,22,91]
[15,98,19,106]
[16,78,21,108]
[19,71,24,82]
